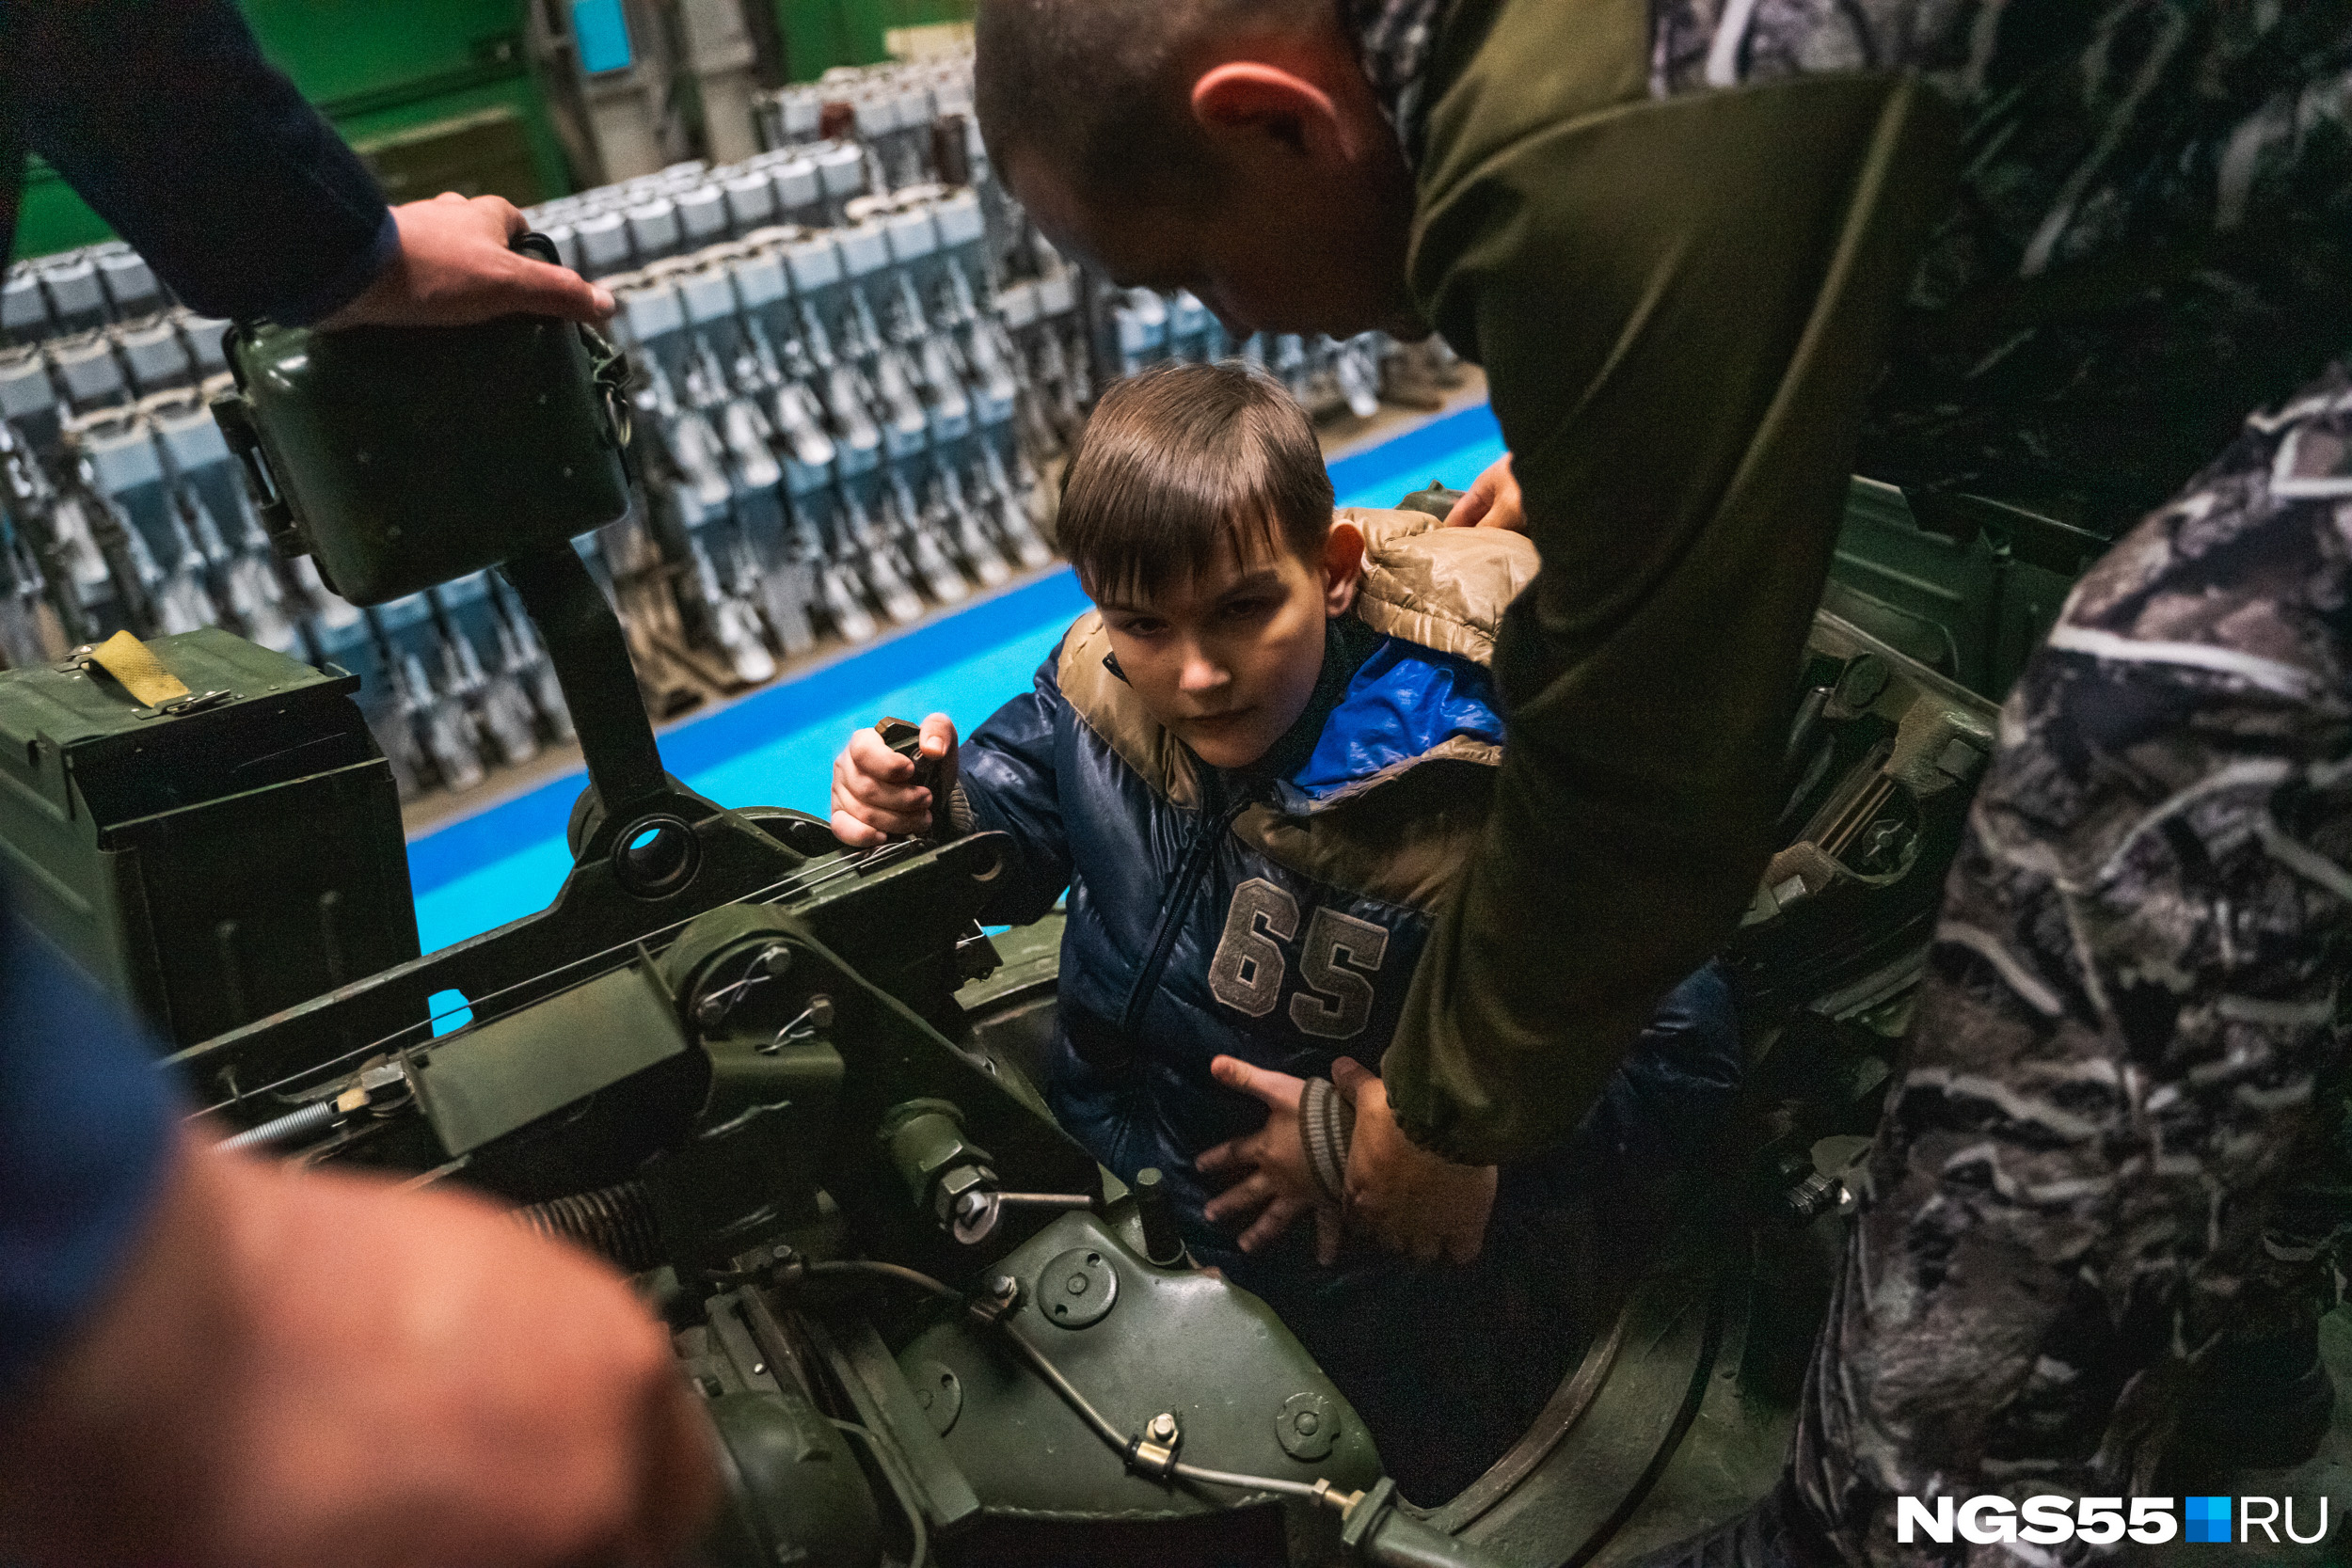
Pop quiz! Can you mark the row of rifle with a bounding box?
[576,177,1073,700]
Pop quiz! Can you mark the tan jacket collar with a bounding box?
[1344,507,1537,665]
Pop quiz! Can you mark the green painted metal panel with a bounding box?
[234,0,532,102]
[10,174,114,261]
[771,0,972,81]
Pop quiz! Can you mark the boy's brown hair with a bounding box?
[1057,360,1334,604]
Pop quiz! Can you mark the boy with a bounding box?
[831,361,1737,1499]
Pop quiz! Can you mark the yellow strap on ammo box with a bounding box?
[87,629,193,707]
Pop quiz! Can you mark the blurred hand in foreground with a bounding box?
[0,1131,717,1568]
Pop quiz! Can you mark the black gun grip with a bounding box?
[876,716,950,840]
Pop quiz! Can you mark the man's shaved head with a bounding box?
[974,0,1424,341]
[975,0,1327,204]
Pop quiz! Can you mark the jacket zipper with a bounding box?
[1118,784,1255,1038]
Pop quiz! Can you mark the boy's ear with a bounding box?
[1322,519,1364,616]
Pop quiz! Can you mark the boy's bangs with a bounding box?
[1070,467,1289,606]
[1056,360,1333,606]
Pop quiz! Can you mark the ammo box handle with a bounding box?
[517,226,637,473]
[208,389,305,559]
[581,322,637,480]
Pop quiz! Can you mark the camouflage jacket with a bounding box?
[1352,0,2352,534]
[1790,362,2352,1555]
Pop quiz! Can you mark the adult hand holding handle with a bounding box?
[321,193,614,329]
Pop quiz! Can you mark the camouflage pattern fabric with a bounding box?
[1654,0,2352,534]
[1785,368,2352,1564]
[1343,0,1445,144]
[1335,0,2352,1550]
[1350,0,2352,535]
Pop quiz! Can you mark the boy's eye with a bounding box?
[1219,596,1278,622]
[1114,616,1168,637]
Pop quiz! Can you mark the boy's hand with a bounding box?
[1331,1057,1497,1264]
[832,713,958,846]
[1199,1057,1343,1263]
[1440,453,1524,532]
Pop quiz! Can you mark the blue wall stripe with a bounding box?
[405,567,1090,895]
[405,398,1503,913]
[1327,402,1502,503]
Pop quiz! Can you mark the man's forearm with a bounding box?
[0,916,174,1410]
[11,0,393,324]
[1378,749,1761,1164]
[1386,68,1961,1164]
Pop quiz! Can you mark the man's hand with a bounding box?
[1198,1056,1343,1263]
[0,1132,717,1568]
[832,712,958,846]
[1440,453,1524,532]
[1332,1057,1497,1264]
[321,192,613,329]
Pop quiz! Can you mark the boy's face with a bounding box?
[1093,521,1363,770]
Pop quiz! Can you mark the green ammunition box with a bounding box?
[0,628,419,1048]
[209,246,632,607]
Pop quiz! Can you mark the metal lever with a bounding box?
[500,543,668,832]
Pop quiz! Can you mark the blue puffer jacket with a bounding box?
[956,511,1737,1239]
[954,509,1741,1499]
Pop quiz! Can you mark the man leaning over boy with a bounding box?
[833,361,1740,1500]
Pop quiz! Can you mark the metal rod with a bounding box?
[500,543,667,825]
[1168,1462,1330,1503]
[991,1193,1097,1210]
[803,1259,966,1304]
[993,1319,1131,1453]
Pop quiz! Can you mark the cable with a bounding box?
[803,1259,966,1305]
[1168,1462,1328,1502]
[794,1259,1122,1449]
[830,1420,930,1568]
[787,1256,1350,1507]
[992,1317,1133,1453]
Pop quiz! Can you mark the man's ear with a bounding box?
[1190,63,1354,163]
[1322,519,1364,616]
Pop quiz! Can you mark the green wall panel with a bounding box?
[773,0,972,81]
[235,0,530,102]
[12,173,115,261]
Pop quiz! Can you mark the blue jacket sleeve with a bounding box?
[957,644,1075,927]
[4,0,397,325]
[0,908,174,1407]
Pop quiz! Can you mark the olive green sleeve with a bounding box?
[1378,71,1957,1164]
